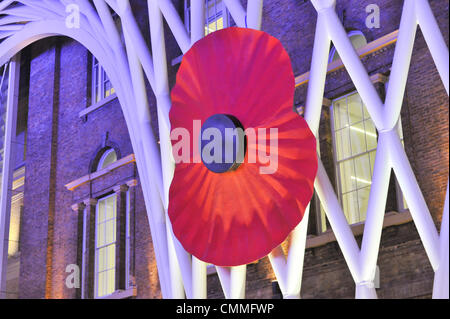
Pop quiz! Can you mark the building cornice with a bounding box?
[295,29,399,87]
[65,154,136,191]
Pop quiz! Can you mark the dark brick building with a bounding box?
[2,0,448,299]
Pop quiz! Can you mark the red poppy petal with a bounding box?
[169,27,318,266]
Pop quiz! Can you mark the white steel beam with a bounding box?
[268,247,287,294]
[315,160,362,282]
[223,0,246,27]
[190,0,205,44]
[189,0,208,299]
[383,0,417,129]
[148,0,187,299]
[192,257,207,299]
[432,182,449,298]
[157,0,191,54]
[165,215,187,298]
[246,0,263,30]
[385,129,440,270]
[357,133,392,299]
[320,8,385,129]
[0,0,446,301]
[216,265,247,299]
[415,0,449,95]
[304,14,331,135]
[116,0,156,90]
[0,55,19,299]
[284,206,310,298]
[121,15,173,298]
[0,0,14,12]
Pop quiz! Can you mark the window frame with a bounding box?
[94,193,118,299]
[97,148,118,172]
[86,13,121,112]
[92,189,131,299]
[90,55,116,108]
[319,89,408,233]
[184,0,232,35]
[329,90,379,228]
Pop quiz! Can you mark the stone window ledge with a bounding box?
[79,93,118,118]
[306,210,413,250]
[65,154,136,191]
[295,29,398,87]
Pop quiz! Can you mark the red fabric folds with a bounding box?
[169,27,318,266]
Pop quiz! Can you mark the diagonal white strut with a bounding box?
[0,0,446,300]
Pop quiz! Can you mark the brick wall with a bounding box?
[20,38,59,299]
[16,0,448,299]
[19,36,161,298]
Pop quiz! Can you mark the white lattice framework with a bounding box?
[0,0,448,299]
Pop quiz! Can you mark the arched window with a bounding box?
[97,148,117,171]
[329,31,368,63]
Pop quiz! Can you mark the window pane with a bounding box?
[357,187,371,222]
[332,91,381,228]
[364,120,378,150]
[350,34,367,50]
[106,195,116,220]
[205,0,225,35]
[331,33,367,62]
[105,220,116,244]
[107,244,116,270]
[93,64,100,103]
[342,191,359,224]
[98,247,106,272]
[353,153,372,189]
[98,200,105,223]
[369,150,376,176]
[333,99,348,130]
[97,223,105,247]
[104,75,113,99]
[348,93,363,124]
[92,57,114,105]
[335,127,351,160]
[106,269,115,296]
[320,202,327,233]
[339,159,357,193]
[363,101,371,120]
[99,149,117,171]
[97,272,106,297]
[350,121,367,155]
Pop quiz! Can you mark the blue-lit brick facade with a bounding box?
[6,0,448,299]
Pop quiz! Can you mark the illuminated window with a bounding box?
[329,31,368,63]
[97,148,117,171]
[89,14,120,107]
[92,57,115,105]
[329,92,378,227]
[184,0,232,36]
[95,194,117,298]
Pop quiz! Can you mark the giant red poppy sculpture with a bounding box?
[169,27,318,267]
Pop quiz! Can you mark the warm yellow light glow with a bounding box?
[205,17,224,34]
[8,197,22,256]
[349,125,377,138]
[96,195,117,297]
[351,176,372,185]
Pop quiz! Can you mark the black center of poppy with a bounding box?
[200,114,246,173]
